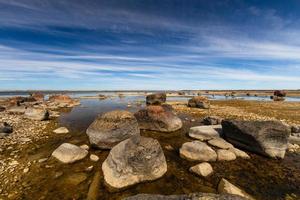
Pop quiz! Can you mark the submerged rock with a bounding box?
[180,141,217,161]
[52,143,88,164]
[102,136,167,190]
[123,193,247,200]
[189,162,213,177]
[24,107,49,121]
[135,105,182,132]
[188,96,210,109]
[222,120,290,159]
[189,125,221,141]
[146,93,166,105]
[218,178,255,200]
[86,110,140,149]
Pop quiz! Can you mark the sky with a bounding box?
[0,0,300,90]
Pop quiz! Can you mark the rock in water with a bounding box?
[180,141,217,161]
[123,193,247,200]
[218,178,255,200]
[189,125,221,141]
[102,136,167,190]
[189,162,213,177]
[222,120,290,159]
[146,93,166,105]
[52,143,88,164]
[86,110,140,149]
[49,94,73,103]
[24,108,49,121]
[134,105,182,132]
[188,96,210,109]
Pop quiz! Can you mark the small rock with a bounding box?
[189,162,213,177]
[53,127,69,134]
[203,116,223,125]
[217,149,236,161]
[218,178,254,200]
[54,171,63,179]
[80,144,90,150]
[85,165,94,172]
[38,158,48,163]
[90,154,99,162]
[229,148,250,159]
[208,138,234,149]
[23,168,29,173]
[164,145,174,151]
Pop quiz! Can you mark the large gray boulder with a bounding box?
[52,143,88,164]
[134,105,182,132]
[86,110,140,149]
[222,120,290,159]
[180,141,217,161]
[146,93,166,105]
[123,193,247,200]
[102,136,167,190]
[24,107,49,121]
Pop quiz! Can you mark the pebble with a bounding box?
[23,168,29,173]
[85,165,94,172]
[38,158,48,163]
[90,154,99,162]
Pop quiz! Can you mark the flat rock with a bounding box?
[189,125,220,141]
[222,120,290,159]
[53,127,69,134]
[123,193,247,200]
[24,107,49,121]
[180,141,217,161]
[86,110,140,149]
[189,162,213,177]
[217,149,237,161]
[52,143,88,164]
[102,136,167,190]
[135,105,182,132]
[208,138,234,149]
[7,106,27,114]
[218,178,255,200]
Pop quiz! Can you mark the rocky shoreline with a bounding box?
[0,93,299,200]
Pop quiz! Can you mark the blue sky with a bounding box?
[0,0,300,90]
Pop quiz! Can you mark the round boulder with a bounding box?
[134,105,182,132]
[188,96,210,109]
[86,110,140,149]
[146,93,166,105]
[102,136,167,190]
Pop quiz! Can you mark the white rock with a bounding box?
[189,162,213,177]
[52,143,88,164]
[218,178,255,200]
[23,168,29,173]
[180,141,217,161]
[217,149,236,161]
[53,127,69,134]
[90,154,99,162]
[208,138,234,149]
[189,125,220,141]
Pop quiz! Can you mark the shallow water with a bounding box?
[4,96,300,200]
